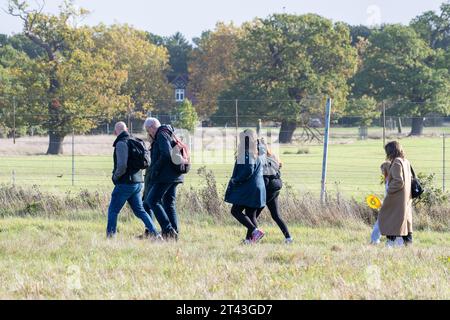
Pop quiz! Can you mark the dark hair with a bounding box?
[385,141,405,161]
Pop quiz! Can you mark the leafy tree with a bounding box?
[410,3,450,50]
[344,95,379,127]
[92,24,173,117]
[7,0,129,154]
[217,14,358,143]
[146,32,165,47]
[1,33,46,58]
[347,24,374,46]
[188,22,242,118]
[352,25,450,135]
[0,44,47,137]
[173,99,198,132]
[164,32,192,77]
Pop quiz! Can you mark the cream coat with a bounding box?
[379,157,413,236]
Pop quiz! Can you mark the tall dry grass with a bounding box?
[0,167,448,231]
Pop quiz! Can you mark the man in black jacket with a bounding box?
[143,117,184,240]
[107,122,160,239]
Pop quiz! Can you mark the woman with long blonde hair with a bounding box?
[244,138,292,244]
[225,129,266,243]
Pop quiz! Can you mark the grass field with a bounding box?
[0,128,449,300]
[0,216,449,299]
[0,133,447,200]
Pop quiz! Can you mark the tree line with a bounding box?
[0,0,449,153]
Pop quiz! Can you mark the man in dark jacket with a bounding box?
[106,122,160,239]
[143,117,184,240]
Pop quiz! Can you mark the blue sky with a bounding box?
[0,0,446,41]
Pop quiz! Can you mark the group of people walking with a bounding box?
[107,119,183,241]
[224,129,292,244]
[106,118,414,247]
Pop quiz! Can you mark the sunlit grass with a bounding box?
[0,216,448,299]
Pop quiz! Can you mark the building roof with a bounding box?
[168,73,189,89]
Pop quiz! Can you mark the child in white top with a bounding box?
[370,161,391,244]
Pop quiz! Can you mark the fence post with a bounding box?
[321,98,332,204]
[13,97,16,145]
[443,133,446,192]
[11,170,15,187]
[72,129,75,187]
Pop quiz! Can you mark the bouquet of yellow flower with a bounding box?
[366,195,382,210]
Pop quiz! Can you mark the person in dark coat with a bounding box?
[225,129,266,244]
[244,139,293,244]
[143,117,184,240]
[106,122,160,239]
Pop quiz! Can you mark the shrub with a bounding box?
[415,173,449,207]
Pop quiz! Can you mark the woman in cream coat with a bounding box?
[378,141,413,247]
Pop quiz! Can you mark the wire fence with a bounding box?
[0,99,449,199]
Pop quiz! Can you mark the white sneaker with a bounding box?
[395,237,405,246]
[285,238,294,244]
[242,239,251,245]
[370,240,381,245]
[386,238,405,248]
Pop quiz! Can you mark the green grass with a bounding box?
[0,136,447,199]
[0,216,448,299]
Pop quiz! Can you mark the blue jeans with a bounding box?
[107,183,159,237]
[145,183,180,233]
[371,220,382,243]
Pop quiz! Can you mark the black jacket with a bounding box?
[112,131,143,185]
[148,125,184,184]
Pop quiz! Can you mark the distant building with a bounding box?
[168,74,190,103]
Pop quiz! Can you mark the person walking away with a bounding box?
[139,133,156,239]
[106,122,160,240]
[225,129,266,244]
[244,138,293,244]
[378,141,413,247]
[144,118,186,240]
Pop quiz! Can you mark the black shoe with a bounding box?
[403,233,413,246]
[162,229,179,241]
[136,229,151,240]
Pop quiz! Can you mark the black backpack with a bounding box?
[127,137,150,170]
[410,166,424,199]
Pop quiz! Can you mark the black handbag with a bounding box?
[410,166,424,199]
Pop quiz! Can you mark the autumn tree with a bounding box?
[91,24,173,116]
[188,22,242,118]
[6,0,132,154]
[0,44,45,137]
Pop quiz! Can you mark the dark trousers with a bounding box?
[245,189,291,240]
[231,205,259,235]
[145,182,180,234]
[387,233,413,244]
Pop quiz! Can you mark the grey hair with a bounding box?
[143,117,161,130]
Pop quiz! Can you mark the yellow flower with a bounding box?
[366,195,382,210]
